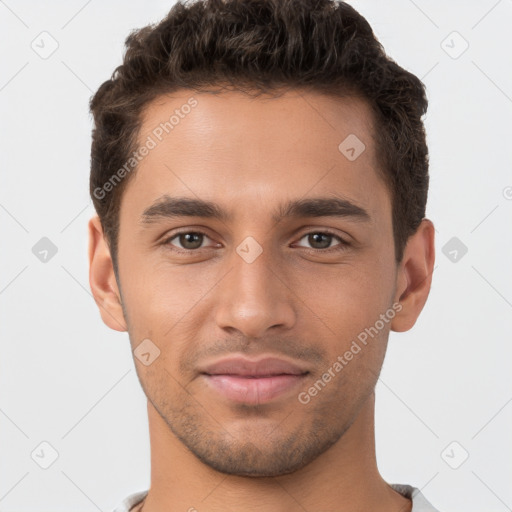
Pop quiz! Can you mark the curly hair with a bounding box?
[90,0,429,273]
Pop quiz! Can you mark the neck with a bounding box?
[140,392,411,512]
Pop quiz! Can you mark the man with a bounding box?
[88,0,439,510]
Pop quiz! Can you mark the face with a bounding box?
[109,89,401,476]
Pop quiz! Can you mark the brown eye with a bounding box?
[308,233,333,249]
[296,232,344,250]
[179,233,203,249]
[166,232,208,250]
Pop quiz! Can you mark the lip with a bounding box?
[201,356,309,377]
[200,356,309,404]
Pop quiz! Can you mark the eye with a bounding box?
[161,229,349,253]
[294,231,348,251]
[163,231,215,251]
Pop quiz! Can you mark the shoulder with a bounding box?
[111,490,149,512]
[390,483,442,512]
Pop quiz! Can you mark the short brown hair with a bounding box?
[90,0,429,273]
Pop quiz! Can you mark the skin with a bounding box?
[88,88,435,512]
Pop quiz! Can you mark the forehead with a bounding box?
[120,88,389,223]
[140,88,377,163]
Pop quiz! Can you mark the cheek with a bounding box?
[120,257,204,315]
[289,260,396,380]
[293,257,395,327]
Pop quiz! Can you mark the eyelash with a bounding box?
[161,229,350,254]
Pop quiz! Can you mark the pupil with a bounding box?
[310,233,331,249]
[181,233,202,249]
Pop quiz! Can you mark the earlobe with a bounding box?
[88,215,127,332]
[391,219,435,332]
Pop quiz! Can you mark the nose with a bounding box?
[213,244,297,339]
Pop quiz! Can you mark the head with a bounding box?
[88,0,435,477]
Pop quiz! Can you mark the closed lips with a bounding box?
[200,357,309,377]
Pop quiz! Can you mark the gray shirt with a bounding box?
[112,483,441,511]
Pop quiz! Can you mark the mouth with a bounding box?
[199,356,310,405]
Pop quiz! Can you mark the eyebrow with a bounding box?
[139,195,371,225]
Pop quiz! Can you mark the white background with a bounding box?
[0,1,511,511]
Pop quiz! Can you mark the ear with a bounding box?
[88,215,127,332]
[391,219,435,332]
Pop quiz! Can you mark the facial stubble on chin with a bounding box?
[119,284,380,477]
[139,366,373,478]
